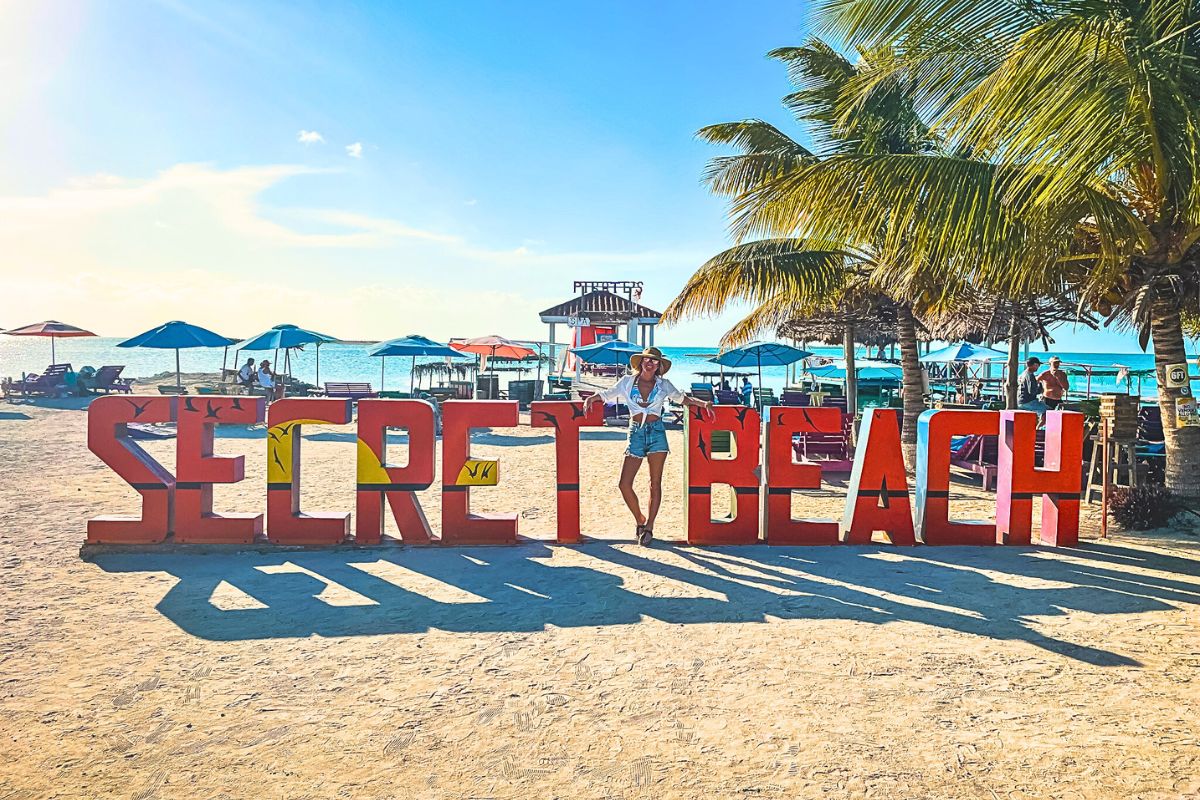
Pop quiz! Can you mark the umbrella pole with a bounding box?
[757,353,763,409]
[175,348,182,392]
[51,336,56,364]
[381,357,386,392]
[222,346,229,377]
[411,355,416,393]
[315,343,321,388]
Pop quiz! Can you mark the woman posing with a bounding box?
[583,347,714,545]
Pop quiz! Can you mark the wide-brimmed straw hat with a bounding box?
[629,346,671,375]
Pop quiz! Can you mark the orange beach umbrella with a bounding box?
[450,335,535,362]
[4,320,97,363]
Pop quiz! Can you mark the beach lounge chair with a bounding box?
[157,384,188,395]
[753,387,778,408]
[690,383,715,403]
[948,433,999,491]
[323,382,377,400]
[91,365,134,394]
[791,411,854,472]
[780,389,809,406]
[714,389,743,405]
[11,364,72,398]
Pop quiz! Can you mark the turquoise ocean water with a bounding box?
[3,337,1195,399]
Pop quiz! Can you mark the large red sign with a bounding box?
[87,397,1085,547]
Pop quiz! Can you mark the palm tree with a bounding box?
[663,41,975,467]
[796,0,1200,498]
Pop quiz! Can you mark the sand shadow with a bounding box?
[89,541,1200,666]
[0,411,33,420]
[2,396,94,411]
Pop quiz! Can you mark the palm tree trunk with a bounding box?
[896,305,923,469]
[1150,299,1200,500]
[843,323,857,428]
[1006,316,1020,409]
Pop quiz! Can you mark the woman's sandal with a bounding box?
[636,524,653,547]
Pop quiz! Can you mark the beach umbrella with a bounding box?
[450,335,535,372]
[710,341,814,398]
[919,342,1008,363]
[237,323,340,387]
[806,359,904,383]
[369,334,466,392]
[4,320,97,363]
[569,339,641,366]
[117,320,238,392]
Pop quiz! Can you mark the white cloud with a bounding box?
[345,142,363,158]
[297,129,325,145]
[0,161,712,340]
[464,198,477,206]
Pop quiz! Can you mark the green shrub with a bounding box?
[1108,485,1180,530]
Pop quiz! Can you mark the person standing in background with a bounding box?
[1038,356,1070,409]
[1017,357,1045,412]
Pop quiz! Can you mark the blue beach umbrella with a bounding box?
[569,339,641,366]
[710,341,814,395]
[238,323,340,387]
[919,342,1007,363]
[118,320,239,392]
[369,334,467,392]
[806,359,904,383]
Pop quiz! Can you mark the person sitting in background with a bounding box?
[257,360,282,400]
[1038,356,1070,409]
[237,357,256,389]
[740,377,754,405]
[1017,357,1045,412]
[719,378,732,392]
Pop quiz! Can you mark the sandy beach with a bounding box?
[2,399,1199,799]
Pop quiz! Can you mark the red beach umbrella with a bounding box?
[5,320,97,363]
[450,335,535,362]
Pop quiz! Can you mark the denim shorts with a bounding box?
[626,419,669,458]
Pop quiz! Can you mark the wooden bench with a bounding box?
[323,382,376,400]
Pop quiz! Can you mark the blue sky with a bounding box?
[0,0,1145,351]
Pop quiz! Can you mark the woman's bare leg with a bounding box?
[644,452,667,531]
[618,456,646,526]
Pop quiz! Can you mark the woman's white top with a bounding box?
[597,374,685,422]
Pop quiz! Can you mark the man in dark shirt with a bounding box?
[1017,356,1045,411]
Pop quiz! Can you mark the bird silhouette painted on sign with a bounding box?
[878,475,890,509]
[183,397,198,413]
[697,433,709,460]
[271,448,284,473]
[570,404,587,421]
[204,400,221,419]
[230,398,243,411]
[734,407,751,429]
[534,410,560,431]
[465,462,484,479]
[125,399,152,419]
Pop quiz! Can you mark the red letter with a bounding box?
[530,400,604,543]
[843,409,914,545]
[175,395,266,544]
[87,395,176,544]
[441,400,519,545]
[266,398,353,545]
[914,409,999,545]
[685,405,761,545]
[355,399,436,545]
[762,406,841,545]
[996,410,1083,547]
